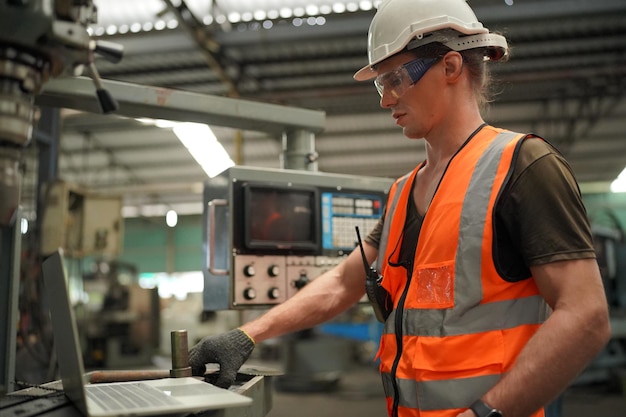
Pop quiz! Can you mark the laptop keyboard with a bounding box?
[86,383,181,411]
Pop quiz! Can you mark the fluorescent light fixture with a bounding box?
[135,118,234,178]
[172,122,235,178]
[610,167,626,193]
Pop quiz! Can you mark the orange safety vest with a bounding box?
[376,127,547,417]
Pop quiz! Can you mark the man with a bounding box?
[188,1,611,416]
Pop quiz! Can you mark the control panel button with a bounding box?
[243,288,256,300]
[268,265,280,277]
[294,273,310,289]
[268,287,280,299]
[243,265,256,277]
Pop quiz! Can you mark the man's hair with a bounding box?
[411,42,505,111]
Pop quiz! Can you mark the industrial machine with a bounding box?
[0,3,330,414]
[202,166,393,311]
[80,259,160,369]
[0,0,122,396]
[0,0,120,228]
[201,166,393,392]
[587,223,626,385]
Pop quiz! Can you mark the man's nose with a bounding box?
[379,89,398,108]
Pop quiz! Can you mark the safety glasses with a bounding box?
[374,57,438,98]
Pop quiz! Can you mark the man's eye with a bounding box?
[384,74,403,88]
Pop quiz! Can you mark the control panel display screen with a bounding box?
[242,183,320,253]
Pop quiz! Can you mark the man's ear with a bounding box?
[442,52,464,82]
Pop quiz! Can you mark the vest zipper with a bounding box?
[390,262,413,417]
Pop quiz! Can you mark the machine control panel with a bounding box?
[202,166,393,310]
[232,255,343,306]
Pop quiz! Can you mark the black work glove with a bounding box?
[188,328,255,388]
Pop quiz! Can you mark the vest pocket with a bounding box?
[412,331,504,375]
[407,260,455,309]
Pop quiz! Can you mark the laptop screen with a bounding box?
[42,250,90,415]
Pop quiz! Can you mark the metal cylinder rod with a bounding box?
[170,329,192,378]
[281,129,318,172]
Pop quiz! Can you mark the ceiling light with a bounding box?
[610,167,626,193]
[166,210,178,227]
[359,1,374,11]
[332,3,346,13]
[306,5,319,15]
[172,122,234,178]
[130,22,142,33]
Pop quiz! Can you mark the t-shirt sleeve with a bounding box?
[365,212,385,249]
[494,137,596,280]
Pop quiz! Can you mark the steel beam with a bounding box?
[36,77,326,135]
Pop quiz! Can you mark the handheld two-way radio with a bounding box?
[355,226,391,323]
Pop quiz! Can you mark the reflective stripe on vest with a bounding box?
[377,171,412,275]
[376,128,546,417]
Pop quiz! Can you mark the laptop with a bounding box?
[42,250,252,417]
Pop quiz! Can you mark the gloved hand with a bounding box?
[188,328,255,388]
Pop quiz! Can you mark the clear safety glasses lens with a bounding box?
[374,57,437,98]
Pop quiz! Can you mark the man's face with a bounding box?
[374,51,444,139]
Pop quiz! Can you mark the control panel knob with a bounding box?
[294,273,310,289]
[267,264,280,277]
[243,265,256,277]
[243,288,256,300]
[268,287,280,299]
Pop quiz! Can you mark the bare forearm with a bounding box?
[240,276,359,342]
[240,248,372,343]
[483,295,610,417]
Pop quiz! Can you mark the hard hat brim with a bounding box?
[354,64,378,82]
[353,32,508,82]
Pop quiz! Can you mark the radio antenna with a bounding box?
[355,226,370,271]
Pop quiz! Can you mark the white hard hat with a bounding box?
[354,0,508,81]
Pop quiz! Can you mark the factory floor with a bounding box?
[264,364,626,417]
